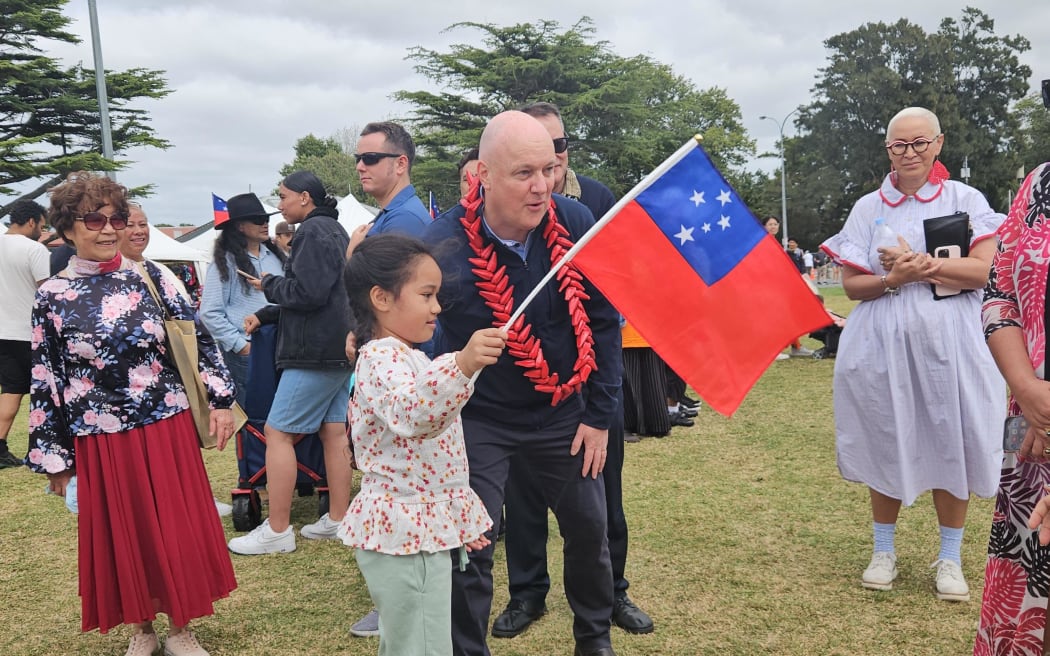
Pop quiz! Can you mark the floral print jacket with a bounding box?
[27,261,234,474]
[340,337,492,555]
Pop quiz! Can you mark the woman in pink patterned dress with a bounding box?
[976,162,1050,655]
[338,233,505,656]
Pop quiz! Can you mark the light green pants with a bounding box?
[355,548,453,656]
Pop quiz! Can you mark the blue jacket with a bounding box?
[423,195,622,431]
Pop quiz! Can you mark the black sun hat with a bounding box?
[217,192,278,229]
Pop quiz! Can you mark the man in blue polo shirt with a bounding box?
[347,121,431,256]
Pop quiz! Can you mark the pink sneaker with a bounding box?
[125,631,160,656]
[163,630,209,656]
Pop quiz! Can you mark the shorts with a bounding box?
[266,367,351,434]
[0,340,31,395]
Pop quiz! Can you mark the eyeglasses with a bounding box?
[74,210,128,231]
[243,217,269,226]
[354,152,402,166]
[886,135,940,156]
[553,137,570,154]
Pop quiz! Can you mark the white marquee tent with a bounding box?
[179,196,377,260]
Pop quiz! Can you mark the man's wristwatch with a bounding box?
[880,274,900,295]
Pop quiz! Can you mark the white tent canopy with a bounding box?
[180,197,377,260]
[144,224,207,263]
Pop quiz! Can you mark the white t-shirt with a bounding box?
[803,251,814,268]
[0,234,50,341]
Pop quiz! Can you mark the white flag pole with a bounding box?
[503,135,701,328]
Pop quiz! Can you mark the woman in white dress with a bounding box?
[820,107,1005,601]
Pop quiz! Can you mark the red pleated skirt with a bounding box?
[75,410,237,634]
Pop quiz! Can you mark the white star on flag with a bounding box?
[718,215,731,230]
[690,190,705,207]
[717,189,732,206]
[702,223,711,233]
[674,225,695,245]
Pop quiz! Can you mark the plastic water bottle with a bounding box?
[870,217,898,271]
[65,475,79,514]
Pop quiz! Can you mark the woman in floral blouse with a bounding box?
[27,172,238,656]
[339,234,502,656]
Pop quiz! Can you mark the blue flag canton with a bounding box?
[212,194,227,212]
[635,147,765,286]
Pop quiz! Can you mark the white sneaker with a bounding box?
[300,512,341,540]
[213,498,233,517]
[227,518,296,555]
[789,346,814,357]
[775,353,790,361]
[931,559,970,601]
[861,551,897,590]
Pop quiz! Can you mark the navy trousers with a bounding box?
[503,389,629,606]
[451,414,613,656]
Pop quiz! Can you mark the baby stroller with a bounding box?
[809,310,845,359]
[230,323,329,531]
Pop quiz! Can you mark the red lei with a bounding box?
[459,186,595,406]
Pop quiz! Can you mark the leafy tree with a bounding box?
[1,0,171,216]
[1013,92,1050,186]
[787,7,1030,246]
[278,131,359,199]
[394,18,755,210]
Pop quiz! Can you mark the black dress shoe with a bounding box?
[612,594,654,634]
[491,598,546,638]
[679,394,700,408]
[668,411,694,428]
[574,646,617,656]
[677,404,698,418]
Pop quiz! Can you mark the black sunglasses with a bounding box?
[553,137,570,154]
[74,210,129,231]
[241,217,269,226]
[354,152,402,166]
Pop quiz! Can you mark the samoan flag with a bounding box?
[212,193,229,226]
[429,191,439,219]
[572,142,829,415]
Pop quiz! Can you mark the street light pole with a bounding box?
[87,0,115,178]
[760,110,799,250]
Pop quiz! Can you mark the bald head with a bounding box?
[476,111,557,242]
[479,111,555,165]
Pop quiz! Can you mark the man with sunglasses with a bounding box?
[488,102,653,640]
[348,121,431,257]
[0,200,51,468]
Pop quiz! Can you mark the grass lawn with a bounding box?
[0,286,996,655]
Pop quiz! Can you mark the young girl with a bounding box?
[339,233,504,655]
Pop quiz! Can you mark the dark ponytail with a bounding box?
[282,170,337,209]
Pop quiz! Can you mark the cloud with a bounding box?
[9,0,1047,223]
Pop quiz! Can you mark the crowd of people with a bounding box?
[4,99,1050,656]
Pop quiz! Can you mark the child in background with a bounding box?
[339,234,504,656]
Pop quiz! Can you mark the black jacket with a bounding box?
[423,195,623,431]
[257,209,352,370]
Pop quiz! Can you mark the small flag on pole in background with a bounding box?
[212,193,229,227]
[429,191,439,219]
[502,138,828,415]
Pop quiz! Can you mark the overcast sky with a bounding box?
[21,0,1049,224]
